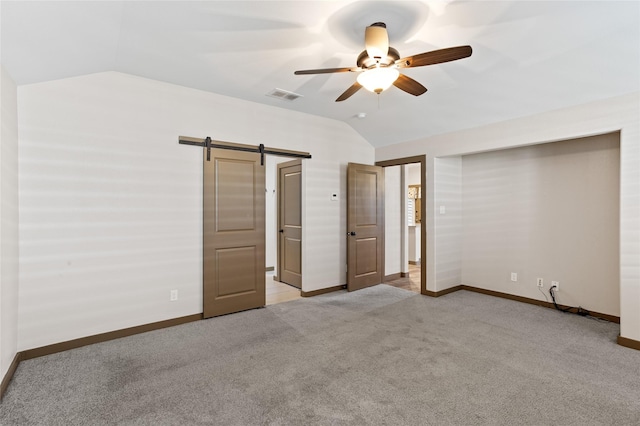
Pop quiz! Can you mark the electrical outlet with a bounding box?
[551,281,559,291]
[511,272,518,282]
[170,289,178,301]
[536,278,544,287]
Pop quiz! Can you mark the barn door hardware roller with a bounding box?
[179,136,312,165]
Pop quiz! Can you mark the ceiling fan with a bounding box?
[294,22,472,102]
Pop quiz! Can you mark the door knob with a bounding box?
[347,231,356,236]
[279,229,284,233]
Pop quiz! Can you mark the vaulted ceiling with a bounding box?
[2,1,638,147]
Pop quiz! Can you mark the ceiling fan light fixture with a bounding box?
[365,22,389,60]
[294,22,471,102]
[357,67,399,94]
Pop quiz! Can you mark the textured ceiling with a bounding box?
[2,1,638,147]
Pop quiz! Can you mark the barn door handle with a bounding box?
[347,231,356,236]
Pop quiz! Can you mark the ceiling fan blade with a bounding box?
[335,82,362,102]
[397,45,472,68]
[393,74,427,96]
[294,67,357,75]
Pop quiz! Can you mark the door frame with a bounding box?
[375,155,426,295]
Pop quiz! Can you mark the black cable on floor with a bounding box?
[549,285,590,316]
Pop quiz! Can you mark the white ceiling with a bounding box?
[2,1,638,147]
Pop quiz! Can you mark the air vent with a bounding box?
[266,88,303,102]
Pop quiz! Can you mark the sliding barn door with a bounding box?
[203,148,265,318]
[347,163,384,291]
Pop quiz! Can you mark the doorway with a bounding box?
[376,156,426,294]
[277,160,302,288]
[185,135,310,314]
[266,156,303,305]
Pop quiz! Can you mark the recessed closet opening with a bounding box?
[458,131,620,316]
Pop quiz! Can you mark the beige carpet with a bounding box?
[2,285,639,425]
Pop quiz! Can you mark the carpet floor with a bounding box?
[1,285,639,425]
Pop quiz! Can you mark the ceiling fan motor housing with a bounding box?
[357,47,400,69]
[365,22,389,60]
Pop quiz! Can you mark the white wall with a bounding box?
[265,155,286,271]
[384,166,401,276]
[406,163,420,185]
[17,71,373,350]
[461,133,620,315]
[376,92,640,341]
[434,157,462,288]
[400,166,408,274]
[406,163,423,265]
[1,65,19,379]
[265,156,276,270]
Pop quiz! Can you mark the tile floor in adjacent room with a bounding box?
[266,272,301,305]
[383,264,421,294]
[266,264,421,306]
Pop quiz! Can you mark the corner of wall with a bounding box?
[432,156,463,292]
[0,64,20,381]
